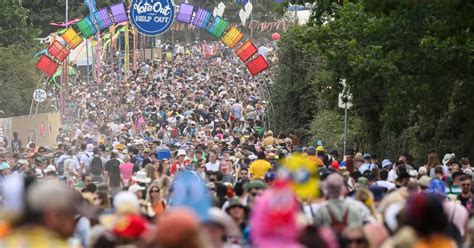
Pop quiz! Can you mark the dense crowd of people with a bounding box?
[0,40,473,248]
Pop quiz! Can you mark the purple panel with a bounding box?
[95,8,113,30]
[192,8,211,29]
[176,3,194,24]
[110,3,128,23]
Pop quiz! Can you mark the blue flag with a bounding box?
[84,0,96,14]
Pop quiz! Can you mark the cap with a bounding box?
[316,146,325,152]
[363,153,372,159]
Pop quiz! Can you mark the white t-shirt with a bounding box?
[374,180,396,191]
[205,161,220,172]
[388,169,398,183]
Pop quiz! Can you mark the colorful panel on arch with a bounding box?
[222,27,243,48]
[110,3,128,23]
[94,8,113,30]
[36,55,60,77]
[235,40,257,62]
[246,55,269,76]
[207,16,228,38]
[60,27,83,49]
[192,8,211,29]
[176,3,194,24]
[47,40,70,62]
[76,16,97,38]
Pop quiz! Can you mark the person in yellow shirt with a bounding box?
[249,152,272,180]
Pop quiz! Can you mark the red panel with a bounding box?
[36,55,60,77]
[246,55,269,76]
[47,41,70,62]
[235,40,257,62]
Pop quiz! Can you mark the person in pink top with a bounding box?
[120,155,134,186]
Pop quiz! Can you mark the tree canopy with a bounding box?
[271,0,474,163]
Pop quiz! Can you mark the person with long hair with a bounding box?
[146,183,166,218]
[144,163,158,183]
[425,153,441,177]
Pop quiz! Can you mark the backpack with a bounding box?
[57,156,68,176]
[327,206,349,235]
[90,156,103,175]
[171,127,179,138]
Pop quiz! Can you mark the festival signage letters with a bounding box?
[36,2,270,78]
[130,0,175,36]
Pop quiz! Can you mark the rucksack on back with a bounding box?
[90,156,103,175]
[327,206,349,235]
[57,157,67,176]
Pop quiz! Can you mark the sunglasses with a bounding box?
[462,184,471,187]
[345,238,365,244]
[250,191,261,197]
[209,187,216,191]
[150,190,160,193]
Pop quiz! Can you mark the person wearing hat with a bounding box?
[141,148,152,169]
[129,183,146,200]
[316,146,330,166]
[244,180,267,208]
[44,165,57,177]
[418,175,432,191]
[442,153,456,176]
[358,153,377,174]
[224,198,249,234]
[170,149,189,175]
[0,162,11,177]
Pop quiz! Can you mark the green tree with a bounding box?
[0,46,41,117]
[272,0,474,163]
[0,1,40,46]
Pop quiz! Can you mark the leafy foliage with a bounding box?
[271,0,474,163]
[0,46,41,117]
[0,1,40,46]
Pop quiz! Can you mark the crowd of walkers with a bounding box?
[0,41,473,248]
